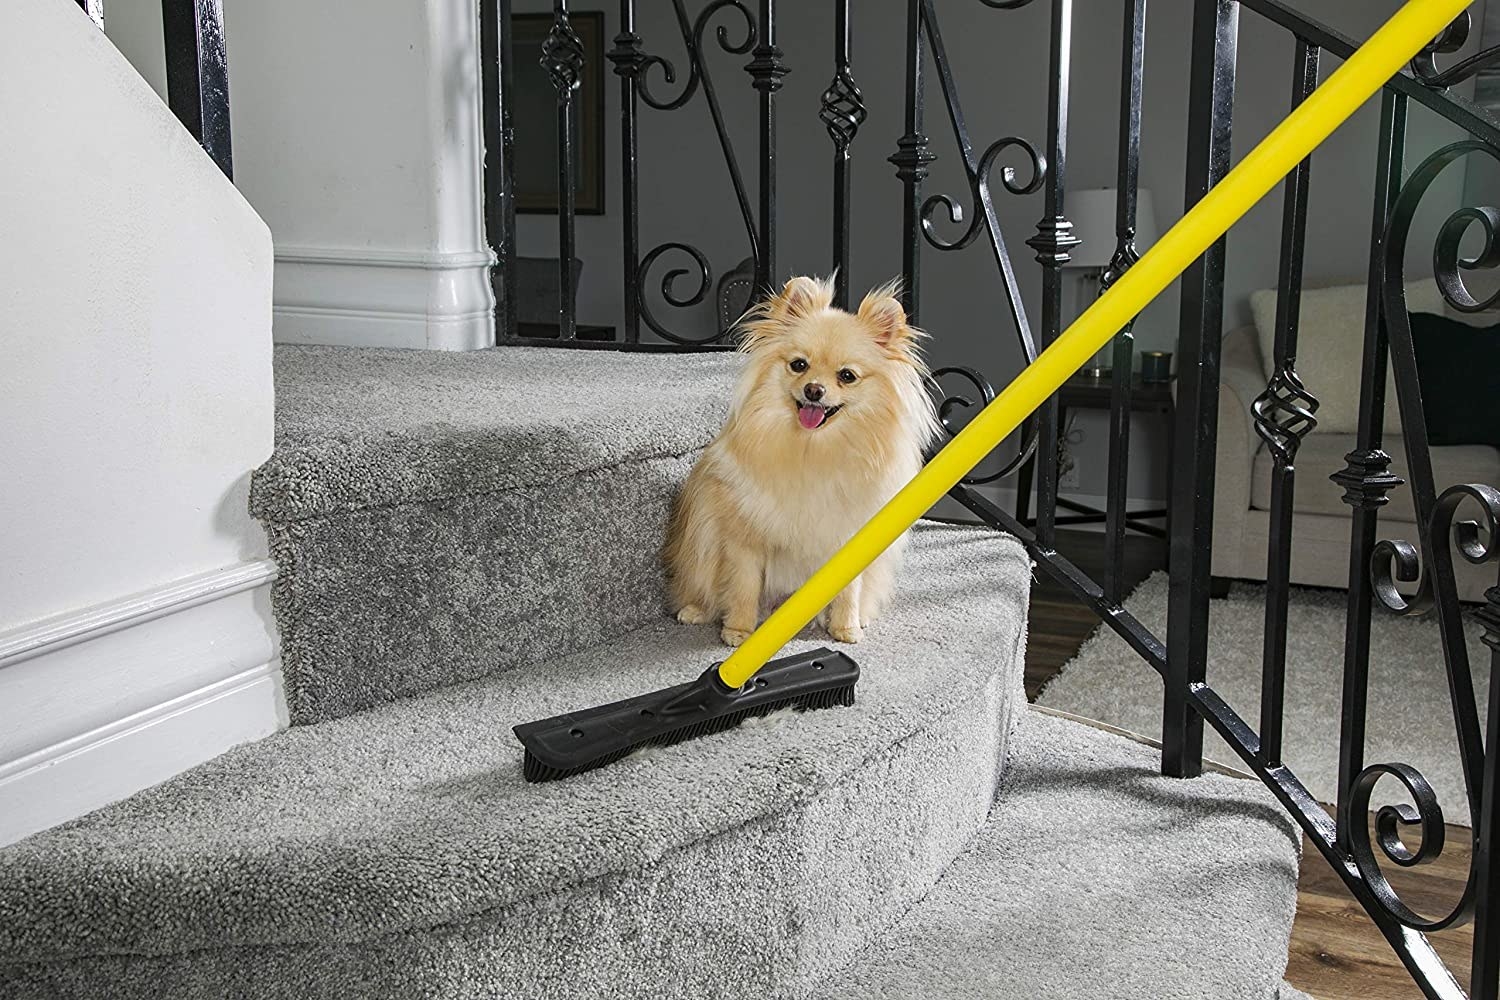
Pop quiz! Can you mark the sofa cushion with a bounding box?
[1249,280,1445,435]
[1250,432,1500,522]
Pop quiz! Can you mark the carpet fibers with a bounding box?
[1038,571,1492,825]
[0,525,1031,1000]
[1,342,1308,998]
[822,709,1303,1000]
[251,345,746,724]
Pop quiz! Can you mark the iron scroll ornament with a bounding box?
[1344,138,1500,933]
[541,10,586,95]
[631,0,761,345]
[1409,11,1500,91]
[1358,484,1499,932]
[820,64,866,152]
[923,366,1036,485]
[910,0,1050,485]
[919,138,1047,252]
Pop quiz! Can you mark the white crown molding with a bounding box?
[0,559,278,671]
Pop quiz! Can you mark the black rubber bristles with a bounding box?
[513,648,859,782]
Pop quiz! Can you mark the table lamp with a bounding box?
[1063,187,1157,378]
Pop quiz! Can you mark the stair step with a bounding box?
[822,709,1302,1000]
[250,344,744,724]
[0,524,1032,1000]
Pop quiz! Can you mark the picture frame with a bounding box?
[512,11,607,216]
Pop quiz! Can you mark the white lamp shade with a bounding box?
[1065,187,1157,269]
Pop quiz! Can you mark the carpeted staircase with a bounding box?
[0,346,1304,999]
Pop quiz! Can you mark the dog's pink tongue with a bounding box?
[798,405,826,430]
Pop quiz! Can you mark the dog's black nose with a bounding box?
[803,383,825,402]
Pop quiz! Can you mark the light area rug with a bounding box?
[1038,572,1493,827]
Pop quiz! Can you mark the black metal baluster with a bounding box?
[746,0,786,298]
[1163,0,1236,779]
[610,1,644,344]
[1477,585,1500,1000]
[1367,139,1500,986]
[916,0,1045,489]
[630,0,760,347]
[1102,0,1147,604]
[890,0,933,323]
[543,1,584,339]
[920,0,1039,356]
[1101,343,1134,604]
[1382,157,1489,826]
[480,0,518,344]
[1023,0,1077,550]
[822,0,865,309]
[1252,40,1320,768]
[161,0,232,180]
[1330,89,1406,843]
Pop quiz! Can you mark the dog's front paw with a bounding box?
[720,625,752,647]
[829,622,864,644]
[676,604,712,625]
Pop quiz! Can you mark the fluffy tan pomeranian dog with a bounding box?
[665,275,941,647]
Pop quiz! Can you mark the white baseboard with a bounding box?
[0,661,285,846]
[272,244,495,351]
[0,561,287,846]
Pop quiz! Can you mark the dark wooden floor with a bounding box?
[1290,818,1472,1000]
[1023,527,1165,700]
[1023,529,1473,1000]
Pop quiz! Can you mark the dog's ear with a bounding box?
[737,275,834,353]
[773,275,834,321]
[857,280,920,355]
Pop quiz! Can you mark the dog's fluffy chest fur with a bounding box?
[710,437,915,556]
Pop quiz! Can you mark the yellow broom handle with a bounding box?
[718,0,1471,690]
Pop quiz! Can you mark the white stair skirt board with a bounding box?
[0,561,287,847]
[273,245,495,351]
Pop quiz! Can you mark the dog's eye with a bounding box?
[837,368,858,384]
[789,358,809,373]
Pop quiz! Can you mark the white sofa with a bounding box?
[1210,281,1499,604]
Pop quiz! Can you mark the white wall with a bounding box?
[106,0,494,350]
[0,0,283,845]
[228,0,492,350]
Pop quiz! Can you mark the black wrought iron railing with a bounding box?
[1164,6,1500,997]
[484,3,1500,996]
[73,0,233,179]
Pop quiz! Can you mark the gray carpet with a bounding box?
[0,525,1033,1000]
[251,345,745,724]
[1039,572,1492,826]
[824,709,1303,1000]
[250,344,744,521]
[4,343,1306,997]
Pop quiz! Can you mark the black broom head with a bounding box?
[513,647,859,782]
